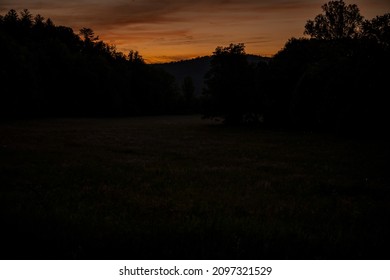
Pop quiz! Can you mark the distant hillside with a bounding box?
[153,55,270,96]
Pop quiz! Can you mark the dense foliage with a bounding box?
[0,9,181,117]
[1,1,390,134]
[203,43,258,124]
[304,0,363,40]
[203,1,390,133]
[268,1,390,132]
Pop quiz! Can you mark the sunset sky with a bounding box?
[1,0,389,63]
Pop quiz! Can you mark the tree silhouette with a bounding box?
[4,9,18,23]
[362,13,390,48]
[1,6,388,126]
[304,0,363,40]
[0,9,182,118]
[79,27,98,42]
[260,0,389,132]
[128,50,144,64]
[33,14,45,27]
[203,43,257,124]
[20,9,33,29]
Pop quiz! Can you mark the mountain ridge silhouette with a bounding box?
[153,55,271,96]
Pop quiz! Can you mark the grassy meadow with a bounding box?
[1,115,389,259]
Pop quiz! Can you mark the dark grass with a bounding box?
[1,116,389,259]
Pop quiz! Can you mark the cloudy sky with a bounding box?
[1,0,389,63]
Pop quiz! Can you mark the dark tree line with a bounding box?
[203,43,259,124]
[203,0,390,134]
[0,9,182,118]
[1,1,389,134]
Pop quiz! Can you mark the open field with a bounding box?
[1,116,389,259]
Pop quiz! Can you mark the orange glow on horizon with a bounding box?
[1,0,389,63]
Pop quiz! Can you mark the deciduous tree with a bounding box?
[304,0,363,40]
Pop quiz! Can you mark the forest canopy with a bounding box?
[1,1,389,134]
[0,9,181,117]
[202,0,389,133]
